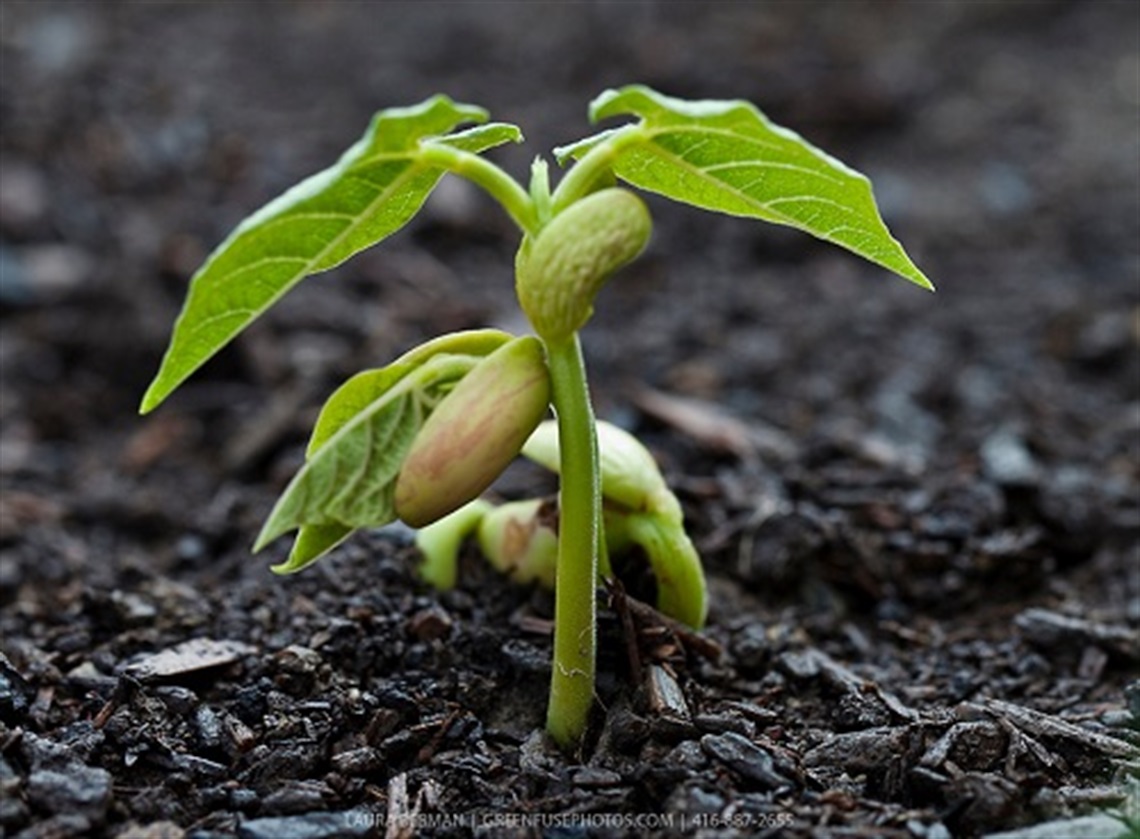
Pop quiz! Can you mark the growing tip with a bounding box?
[910,266,936,292]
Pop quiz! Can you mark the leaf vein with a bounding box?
[641,141,863,230]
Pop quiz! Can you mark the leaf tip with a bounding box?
[425,93,489,125]
[588,85,657,124]
[900,263,936,292]
[138,380,168,415]
[588,88,622,124]
[251,527,277,556]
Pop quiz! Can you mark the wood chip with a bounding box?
[123,638,256,681]
[647,663,690,721]
[632,386,797,461]
[979,699,1137,759]
[1014,608,1140,660]
[618,590,723,662]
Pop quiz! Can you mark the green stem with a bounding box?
[550,125,642,213]
[543,334,600,749]
[417,144,538,236]
[625,513,708,630]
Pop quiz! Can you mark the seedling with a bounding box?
[141,86,932,750]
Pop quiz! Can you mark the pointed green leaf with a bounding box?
[271,330,514,574]
[140,97,523,413]
[257,386,422,558]
[257,354,478,568]
[570,85,932,290]
[283,523,355,572]
[305,329,513,458]
[425,122,524,154]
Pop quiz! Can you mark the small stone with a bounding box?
[832,690,893,731]
[775,649,822,681]
[1125,680,1140,722]
[0,755,28,830]
[26,765,112,823]
[979,813,1124,839]
[273,645,324,694]
[922,721,1007,772]
[230,787,260,811]
[0,651,34,724]
[1077,645,1109,682]
[193,704,225,753]
[19,729,81,770]
[115,821,186,839]
[66,660,116,690]
[1014,608,1139,660]
[906,819,952,839]
[111,590,158,625]
[739,512,827,587]
[1072,310,1134,367]
[700,731,789,790]
[980,428,1040,488]
[664,782,726,818]
[275,645,323,673]
[804,726,914,773]
[406,606,453,642]
[665,740,709,771]
[170,753,228,781]
[225,714,258,754]
[153,685,198,716]
[500,639,551,675]
[731,624,771,672]
[518,730,563,780]
[330,747,381,775]
[0,161,49,234]
[260,781,332,816]
[695,713,755,738]
[19,243,93,300]
[599,706,650,754]
[572,767,623,788]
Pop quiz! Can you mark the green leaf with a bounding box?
[140,97,523,413]
[305,329,513,458]
[284,523,354,572]
[258,355,478,570]
[269,330,513,574]
[256,383,422,563]
[568,85,933,290]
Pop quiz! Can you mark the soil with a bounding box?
[1,3,1138,838]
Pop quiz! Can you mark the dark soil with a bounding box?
[1,3,1138,838]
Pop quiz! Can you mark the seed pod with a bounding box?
[477,498,559,588]
[395,336,550,528]
[516,188,651,341]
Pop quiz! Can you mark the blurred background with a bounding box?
[1,1,1137,604]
